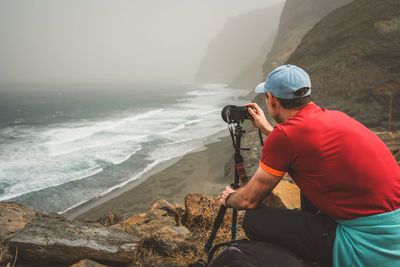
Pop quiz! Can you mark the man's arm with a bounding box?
[246,103,273,135]
[220,167,283,210]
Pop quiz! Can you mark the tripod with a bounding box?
[204,121,250,252]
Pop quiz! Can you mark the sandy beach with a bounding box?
[68,134,234,221]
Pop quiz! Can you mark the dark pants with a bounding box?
[242,204,337,267]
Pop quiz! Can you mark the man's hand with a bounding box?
[220,186,236,206]
[219,167,283,210]
[246,103,273,135]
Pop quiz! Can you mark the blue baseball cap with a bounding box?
[254,64,311,99]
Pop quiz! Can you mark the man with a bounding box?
[220,64,400,267]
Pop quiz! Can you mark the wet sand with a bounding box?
[67,134,234,221]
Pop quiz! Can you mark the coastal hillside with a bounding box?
[195,3,284,84]
[286,0,400,129]
[230,0,353,90]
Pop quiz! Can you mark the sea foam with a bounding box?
[0,83,248,212]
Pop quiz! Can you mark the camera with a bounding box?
[221,105,254,123]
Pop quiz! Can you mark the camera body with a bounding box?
[221,105,254,123]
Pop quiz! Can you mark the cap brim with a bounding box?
[254,82,266,93]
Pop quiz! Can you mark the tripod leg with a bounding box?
[231,209,238,240]
[204,205,227,252]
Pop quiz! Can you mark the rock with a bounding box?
[262,193,286,209]
[135,209,177,238]
[271,180,301,210]
[0,202,38,241]
[150,200,179,223]
[9,216,140,265]
[142,225,195,256]
[261,179,301,210]
[112,200,194,256]
[155,225,192,240]
[70,259,109,267]
[110,213,145,232]
[0,202,40,265]
[113,200,178,238]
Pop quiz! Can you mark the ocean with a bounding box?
[0,83,248,213]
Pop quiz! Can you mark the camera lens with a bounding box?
[221,105,235,123]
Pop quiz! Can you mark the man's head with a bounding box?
[254,65,312,123]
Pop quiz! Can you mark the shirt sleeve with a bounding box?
[260,126,292,177]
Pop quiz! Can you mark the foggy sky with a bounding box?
[0,0,283,85]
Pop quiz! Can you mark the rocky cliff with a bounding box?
[195,3,284,84]
[230,0,352,90]
[228,29,278,89]
[286,0,400,129]
[261,0,353,76]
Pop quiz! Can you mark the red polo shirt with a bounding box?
[260,103,400,220]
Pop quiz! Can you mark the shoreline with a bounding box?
[62,156,183,219]
[65,132,234,221]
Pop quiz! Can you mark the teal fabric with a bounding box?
[333,208,400,267]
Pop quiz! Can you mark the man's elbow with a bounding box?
[243,198,259,210]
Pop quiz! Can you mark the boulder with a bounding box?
[9,216,140,265]
[142,225,195,256]
[110,213,146,232]
[262,180,300,210]
[113,200,194,256]
[70,259,109,267]
[0,202,40,265]
[0,202,38,241]
[271,180,301,210]
[114,209,177,238]
[150,199,179,220]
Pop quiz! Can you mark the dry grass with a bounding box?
[11,247,18,267]
[131,247,165,267]
[131,201,247,266]
[0,244,10,266]
[0,244,17,267]
[96,211,126,227]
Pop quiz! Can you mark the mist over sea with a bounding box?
[0,83,248,213]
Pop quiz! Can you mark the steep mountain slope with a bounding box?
[195,3,284,84]
[232,0,352,91]
[261,0,353,76]
[287,0,400,129]
[245,0,352,121]
[228,29,277,89]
